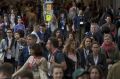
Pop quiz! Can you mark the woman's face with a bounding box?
[56,30,61,37]
[90,68,100,79]
[85,38,92,48]
[104,36,112,44]
[71,41,75,49]
[58,38,63,47]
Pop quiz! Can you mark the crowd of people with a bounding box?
[0,0,120,79]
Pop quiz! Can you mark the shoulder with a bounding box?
[109,61,120,72]
[1,39,6,43]
[41,57,47,61]
[76,48,84,54]
[112,61,120,68]
[27,56,34,63]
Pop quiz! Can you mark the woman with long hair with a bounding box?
[63,39,78,79]
[76,36,93,70]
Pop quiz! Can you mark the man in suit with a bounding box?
[18,34,37,68]
[85,22,103,45]
[87,41,107,72]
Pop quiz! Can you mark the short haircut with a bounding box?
[91,41,100,47]
[0,63,14,77]
[48,37,59,48]
[7,28,13,33]
[27,34,37,42]
[18,70,33,79]
[52,65,63,74]
[15,29,24,38]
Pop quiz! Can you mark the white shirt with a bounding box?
[8,37,12,47]
[93,56,98,65]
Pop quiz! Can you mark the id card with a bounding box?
[80,21,84,24]
[62,26,64,29]
[7,54,11,59]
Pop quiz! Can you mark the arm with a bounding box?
[12,57,30,78]
[107,66,114,79]
[0,39,6,53]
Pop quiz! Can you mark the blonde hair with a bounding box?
[104,34,112,39]
[63,39,76,54]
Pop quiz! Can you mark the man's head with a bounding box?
[52,65,64,79]
[90,23,99,33]
[0,63,14,79]
[6,28,13,38]
[27,34,37,46]
[46,37,59,51]
[18,70,34,79]
[17,18,23,24]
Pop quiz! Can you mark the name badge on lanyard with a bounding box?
[80,21,84,25]
[7,51,12,59]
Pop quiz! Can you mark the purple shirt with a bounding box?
[14,23,25,32]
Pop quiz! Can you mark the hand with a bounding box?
[4,47,11,53]
[50,56,55,64]
[108,64,113,69]
[35,57,45,65]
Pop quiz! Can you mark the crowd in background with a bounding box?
[0,0,120,79]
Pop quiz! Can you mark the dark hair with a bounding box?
[15,29,24,38]
[0,63,14,77]
[91,41,100,47]
[90,18,98,23]
[18,70,33,79]
[89,65,103,79]
[68,32,75,39]
[101,26,110,34]
[30,44,43,56]
[27,34,37,42]
[53,28,62,38]
[48,37,59,48]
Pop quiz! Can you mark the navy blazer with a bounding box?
[18,46,30,66]
[87,53,107,71]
